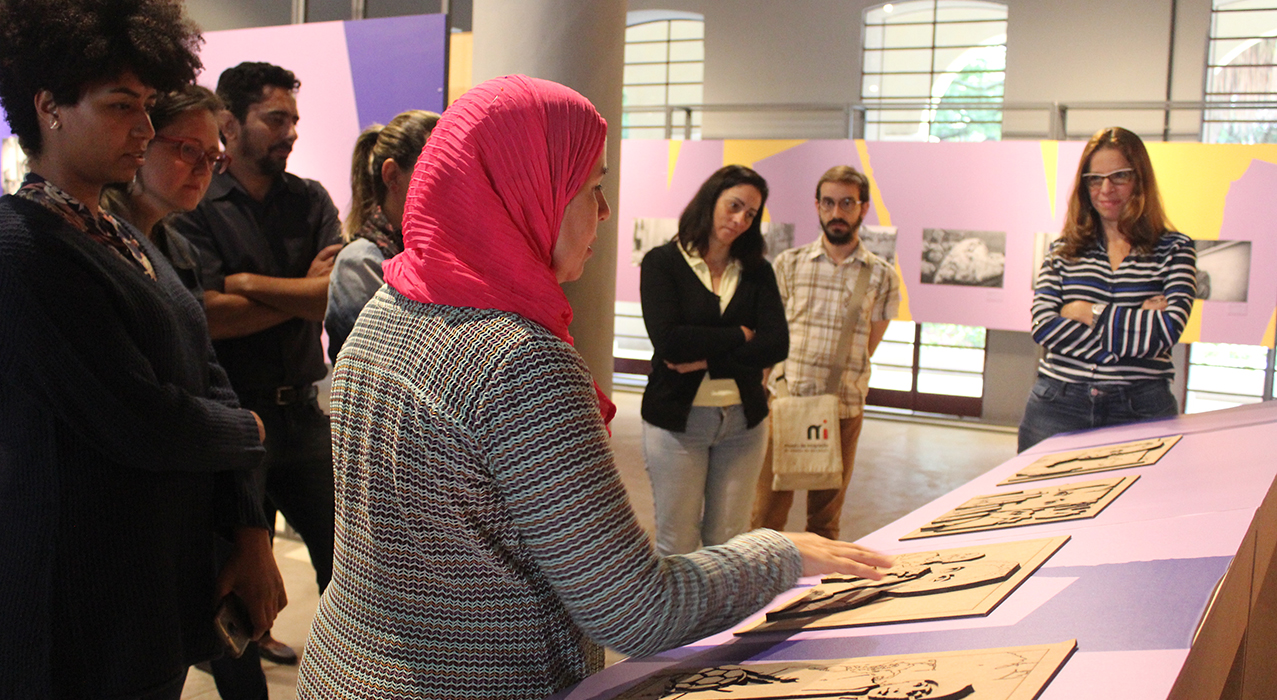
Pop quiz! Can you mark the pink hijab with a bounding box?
[383,75,615,425]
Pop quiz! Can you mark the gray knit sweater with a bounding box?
[298,286,802,700]
[0,195,265,698]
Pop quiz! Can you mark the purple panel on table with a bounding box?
[740,557,1229,659]
[343,14,447,128]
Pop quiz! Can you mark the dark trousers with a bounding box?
[243,395,335,592]
[1017,375,1179,453]
[752,414,865,540]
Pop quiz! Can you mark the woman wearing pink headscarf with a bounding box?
[297,75,890,700]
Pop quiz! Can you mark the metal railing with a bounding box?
[624,100,1277,142]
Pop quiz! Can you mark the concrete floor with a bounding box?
[181,389,1016,699]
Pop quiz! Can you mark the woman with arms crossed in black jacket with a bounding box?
[641,165,789,556]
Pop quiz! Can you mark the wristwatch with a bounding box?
[1091,302,1108,319]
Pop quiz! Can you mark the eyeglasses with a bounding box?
[1082,168,1135,190]
[818,196,863,213]
[151,135,231,174]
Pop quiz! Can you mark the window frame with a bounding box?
[623,13,705,140]
[860,0,1008,142]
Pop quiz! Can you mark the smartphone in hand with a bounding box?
[213,593,253,658]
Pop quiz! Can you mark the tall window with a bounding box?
[861,0,1007,142]
[623,11,704,139]
[1204,0,1277,143]
[870,322,986,417]
[1185,343,1275,413]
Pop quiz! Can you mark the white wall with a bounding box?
[631,0,1215,141]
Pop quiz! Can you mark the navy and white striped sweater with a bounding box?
[1031,230,1197,384]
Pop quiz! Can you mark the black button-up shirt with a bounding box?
[174,170,341,393]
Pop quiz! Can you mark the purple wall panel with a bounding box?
[1201,158,1277,344]
[200,21,360,216]
[751,140,867,250]
[343,14,447,128]
[0,17,447,216]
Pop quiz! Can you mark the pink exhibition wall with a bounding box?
[201,22,358,218]
[617,139,1277,347]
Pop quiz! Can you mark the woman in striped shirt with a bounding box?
[1019,127,1196,452]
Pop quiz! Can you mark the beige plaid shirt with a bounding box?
[772,236,900,418]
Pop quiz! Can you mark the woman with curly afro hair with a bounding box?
[0,0,286,697]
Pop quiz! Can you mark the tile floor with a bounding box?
[181,390,1017,699]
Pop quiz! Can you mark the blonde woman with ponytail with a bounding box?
[325,109,440,361]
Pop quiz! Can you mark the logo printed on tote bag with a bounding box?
[807,420,830,441]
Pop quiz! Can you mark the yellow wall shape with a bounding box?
[722,140,806,224]
[722,139,807,169]
[854,140,911,322]
[667,140,683,189]
[1041,141,1058,221]
[1145,143,1277,241]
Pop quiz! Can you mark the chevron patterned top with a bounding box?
[298,286,802,699]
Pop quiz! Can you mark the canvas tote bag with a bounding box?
[771,263,872,491]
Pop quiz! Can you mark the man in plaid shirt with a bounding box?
[751,166,901,540]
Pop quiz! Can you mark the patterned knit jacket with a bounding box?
[298,286,803,700]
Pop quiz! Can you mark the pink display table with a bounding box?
[557,400,1277,700]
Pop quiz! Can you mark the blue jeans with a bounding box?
[643,406,769,556]
[1018,375,1179,452]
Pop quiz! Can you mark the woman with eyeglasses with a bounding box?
[639,165,790,555]
[102,82,291,699]
[102,84,229,300]
[1019,126,1197,452]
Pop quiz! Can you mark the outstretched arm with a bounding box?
[477,339,889,657]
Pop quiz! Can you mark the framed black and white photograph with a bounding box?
[761,221,794,261]
[921,229,1006,288]
[631,217,679,266]
[1193,239,1251,302]
[860,225,898,266]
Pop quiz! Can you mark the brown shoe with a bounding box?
[257,632,299,665]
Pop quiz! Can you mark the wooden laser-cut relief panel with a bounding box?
[900,475,1139,540]
[611,640,1077,700]
[999,435,1182,485]
[739,536,1068,634]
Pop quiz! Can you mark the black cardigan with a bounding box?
[640,240,788,432]
[0,196,266,697]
